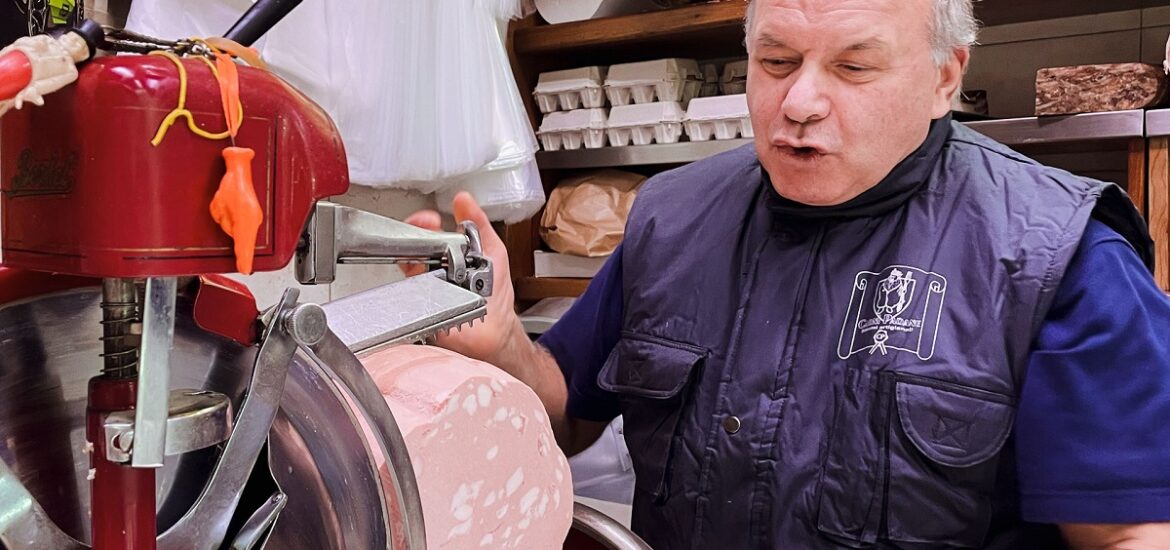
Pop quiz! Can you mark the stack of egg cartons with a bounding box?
[604,58,702,146]
[684,93,752,141]
[607,102,687,146]
[538,109,609,150]
[535,66,610,150]
[720,60,748,95]
[535,58,740,150]
[700,64,720,97]
[681,59,752,142]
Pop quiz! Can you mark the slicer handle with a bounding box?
[224,0,304,47]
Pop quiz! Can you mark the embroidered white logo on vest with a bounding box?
[837,265,947,360]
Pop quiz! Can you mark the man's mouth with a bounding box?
[776,144,827,160]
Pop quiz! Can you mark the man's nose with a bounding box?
[780,67,831,124]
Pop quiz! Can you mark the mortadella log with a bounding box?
[1035,63,1168,116]
[360,344,573,549]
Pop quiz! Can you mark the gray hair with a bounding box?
[743,0,978,65]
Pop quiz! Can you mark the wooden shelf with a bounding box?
[532,111,1144,170]
[514,1,748,61]
[974,0,1147,27]
[513,0,1170,57]
[537,138,752,169]
[963,110,1144,146]
[515,277,591,301]
[1147,109,1170,138]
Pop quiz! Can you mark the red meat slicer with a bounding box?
[0,4,500,549]
[0,4,652,549]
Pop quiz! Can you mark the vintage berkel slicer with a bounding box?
[0,2,499,549]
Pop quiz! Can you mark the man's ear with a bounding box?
[933,47,970,118]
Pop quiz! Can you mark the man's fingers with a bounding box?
[452,191,503,248]
[404,209,442,231]
[400,264,427,278]
[400,209,443,277]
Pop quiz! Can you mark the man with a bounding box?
[407,0,1170,547]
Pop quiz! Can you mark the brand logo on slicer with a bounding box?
[9,149,77,197]
[837,265,947,360]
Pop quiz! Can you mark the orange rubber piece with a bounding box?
[213,51,242,138]
[210,147,263,274]
[204,37,269,71]
[0,50,33,101]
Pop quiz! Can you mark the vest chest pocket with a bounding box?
[816,370,1015,548]
[597,332,706,504]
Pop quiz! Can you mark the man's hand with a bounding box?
[402,193,608,455]
[1062,523,1170,549]
[402,192,521,367]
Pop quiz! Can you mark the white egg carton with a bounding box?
[684,94,753,141]
[604,58,703,108]
[721,60,748,95]
[537,108,609,151]
[533,251,609,278]
[700,63,720,97]
[533,66,608,114]
[606,101,686,146]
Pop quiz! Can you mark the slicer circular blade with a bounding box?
[0,286,393,548]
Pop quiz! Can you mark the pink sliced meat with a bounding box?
[360,344,573,549]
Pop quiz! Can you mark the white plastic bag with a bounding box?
[125,0,250,45]
[127,0,545,221]
[436,7,545,223]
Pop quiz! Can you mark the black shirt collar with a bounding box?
[763,115,952,220]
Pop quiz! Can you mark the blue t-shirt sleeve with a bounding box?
[1016,219,1170,524]
[537,245,624,423]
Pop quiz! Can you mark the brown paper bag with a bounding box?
[540,169,646,257]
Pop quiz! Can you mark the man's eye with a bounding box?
[840,64,869,72]
[763,59,793,68]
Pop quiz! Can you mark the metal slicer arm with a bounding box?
[295,202,492,297]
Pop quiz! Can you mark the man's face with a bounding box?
[746,0,966,205]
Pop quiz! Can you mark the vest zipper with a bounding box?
[750,222,828,547]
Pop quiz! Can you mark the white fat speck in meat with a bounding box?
[519,487,540,514]
[357,345,572,549]
[447,519,472,540]
[506,468,524,496]
[538,434,550,457]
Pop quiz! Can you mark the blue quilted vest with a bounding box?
[600,119,1152,549]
